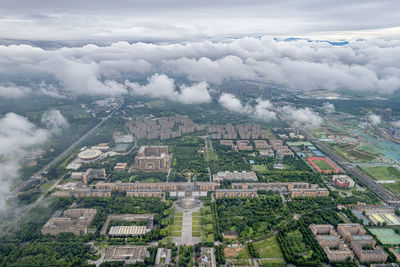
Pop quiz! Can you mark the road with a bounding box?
[294,125,400,206]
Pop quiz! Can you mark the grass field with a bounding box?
[361,166,400,181]
[253,164,268,172]
[260,259,286,267]
[331,143,377,162]
[313,159,336,171]
[253,236,284,258]
[357,144,382,156]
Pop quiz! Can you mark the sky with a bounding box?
[0,0,399,42]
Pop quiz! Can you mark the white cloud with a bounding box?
[0,37,399,99]
[177,82,212,104]
[0,113,50,209]
[41,109,69,134]
[282,106,323,128]
[322,102,335,114]
[368,114,382,125]
[0,85,31,98]
[218,93,246,113]
[218,93,277,122]
[125,73,212,104]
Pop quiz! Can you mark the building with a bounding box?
[259,149,274,157]
[155,248,172,267]
[52,188,112,198]
[114,162,128,172]
[109,226,147,237]
[41,209,97,236]
[332,175,355,188]
[254,140,269,149]
[290,188,330,198]
[96,182,220,192]
[104,246,148,264]
[220,140,234,146]
[309,224,354,262]
[338,224,387,263]
[100,214,154,235]
[134,146,170,172]
[215,189,258,199]
[82,168,107,185]
[213,171,258,182]
[126,189,163,198]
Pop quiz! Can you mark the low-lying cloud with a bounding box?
[41,109,69,134]
[218,93,277,123]
[0,113,50,209]
[125,73,212,104]
[321,102,335,114]
[0,37,399,99]
[368,114,382,125]
[282,106,323,128]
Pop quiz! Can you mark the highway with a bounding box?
[295,126,400,206]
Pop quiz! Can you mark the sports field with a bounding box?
[307,157,340,174]
[369,228,400,245]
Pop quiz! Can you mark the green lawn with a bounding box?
[173,225,182,231]
[171,231,182,237]
[192,212,200,216]
[192,232,201,237]
[260,259,286,267]
[362,166,400,181]
[357,144,382,156]
[253,164,268,172]
[192,226,201,231]
[175,212,183,216]
[253,236,284,258]
[192,220,200,226]
[313,160,335,171]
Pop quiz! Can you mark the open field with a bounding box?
[313,160,335,171]
[307,157,339,174]
[361,166,400,181]
[253,235,284,258]
[331,143,377,162]
[357,143,382,156]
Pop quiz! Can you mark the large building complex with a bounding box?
[41,209,97,236]
[82,168,107,185]
[134,146,170,172]
[311,223,387,263]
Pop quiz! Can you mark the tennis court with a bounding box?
[369,228,400,245]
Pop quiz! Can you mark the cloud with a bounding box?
[177,81,212,104]
[0,84,31,98]
[126,73,212,104]
[0,113,50,209]
[218,93,277,122]
[282,106,323,128]
[41,109,69,134]
[368,114,382,125]
[322,102,335,114]
[0,37,399,99]
[218,93,246,113]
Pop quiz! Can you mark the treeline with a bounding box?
[277,220,327,266]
